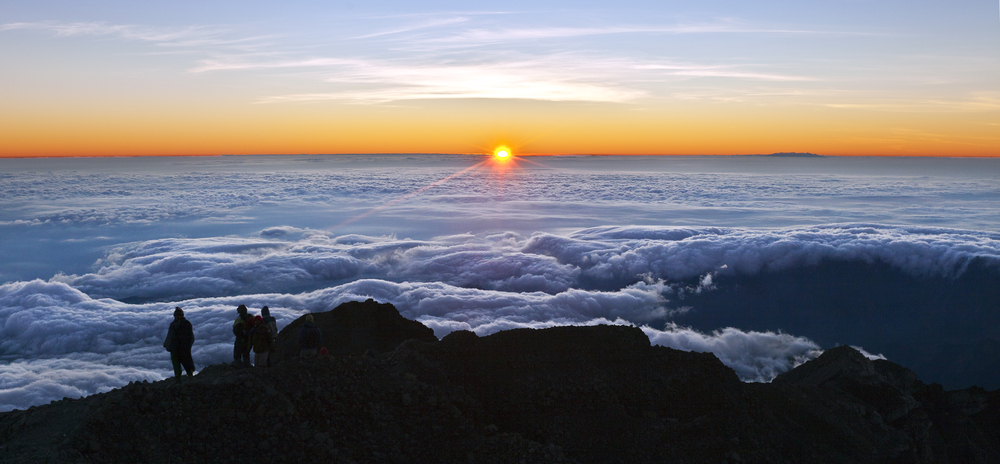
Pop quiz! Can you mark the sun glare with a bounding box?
[493,146,512,161]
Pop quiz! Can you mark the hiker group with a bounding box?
[232,304,278,368]
[163,304,326,382]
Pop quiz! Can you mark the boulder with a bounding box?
[774,345,921,423]
[272,298,437,364]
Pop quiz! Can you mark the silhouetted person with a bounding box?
[250,315,274,367]
[261,306,278,367]
[298,314,322,357]
[163,307,195,382]
[232,304,253,367]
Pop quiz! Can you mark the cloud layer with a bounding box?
[0,277,822,411]
[2,155,998,409]
[3,218,998,409]
[3,156,997,232]
[48,224,1000,303]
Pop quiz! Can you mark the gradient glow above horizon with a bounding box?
[1,0,998,157]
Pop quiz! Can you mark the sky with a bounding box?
[1,0,999,157]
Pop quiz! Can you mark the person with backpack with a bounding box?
[250,315,274,367]
[261,306,278,367]
[163,306,195,382]
[232,304,253,367]
[298,314,322,357]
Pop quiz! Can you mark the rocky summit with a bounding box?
[1,300,998,464]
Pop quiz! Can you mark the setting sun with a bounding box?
[493,147,512,161]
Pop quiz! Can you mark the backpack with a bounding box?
[233,315,250,339]
[252,324,272,351]
[303,326,320,348]
[264,317,278,340]
[175,319,194,348]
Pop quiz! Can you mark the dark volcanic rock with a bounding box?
[405,325,749,463]
[1,300,998,464]
[272,298,437,364]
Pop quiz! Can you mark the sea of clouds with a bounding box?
[50,224,1000,301]
[0,273,821,411]
[2,155,999,235]
[4,223,999,410]
[1,155,998,410]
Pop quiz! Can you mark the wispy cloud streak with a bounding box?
[2,16,822,105]
[351,16,471,39]
[206,56,805,103]
[421,23,851,46]
[0,21,272,49]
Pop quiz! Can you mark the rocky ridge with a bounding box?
[0,299,997,463]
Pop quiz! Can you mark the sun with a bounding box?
[493,146,512,161]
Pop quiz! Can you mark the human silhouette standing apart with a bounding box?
[163,307,195,383]
[232,304,253,367]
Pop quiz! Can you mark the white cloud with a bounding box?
[0,275,821,410]
[0,358,165,411]
[2,156,999,410]
[197,54,806,104]
[421,23,833,46]
[0,21,264,49]
[351,16,471,39]
[642,323,822,383]
[1,219,997,410]
[416,316,823,383]
[851,345,887,361]
[39,223,1000,304]
[634,63,812,82]
[244,58,646,103]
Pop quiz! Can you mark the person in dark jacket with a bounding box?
[261,306,278,367]
[232,304,253,367]
[298,314,322,357]
[249,315,274,367]
[163,307,195,382]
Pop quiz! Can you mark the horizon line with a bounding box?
[2,152,999,160]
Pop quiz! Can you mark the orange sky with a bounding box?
[3,98,997,158]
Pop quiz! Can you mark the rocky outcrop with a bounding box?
[271,298,437,364]
[764,345,1000,463]
[387,325,751,463]
[0,301,998,464]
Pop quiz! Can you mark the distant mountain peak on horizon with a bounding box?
[763,152,823,157]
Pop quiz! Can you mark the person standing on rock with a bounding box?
[298,314,322,357]
[250,315,274,367]
[163,306,195,382]
[232,304,253,367]
[261,306,278,367]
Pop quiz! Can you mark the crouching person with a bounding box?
[163,306,195,382]
[298,314,322,357]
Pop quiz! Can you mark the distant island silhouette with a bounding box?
[759,152,823,157]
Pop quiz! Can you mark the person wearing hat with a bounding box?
[163,306,196,382]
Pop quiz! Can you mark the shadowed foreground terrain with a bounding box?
[1,300,998,463]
